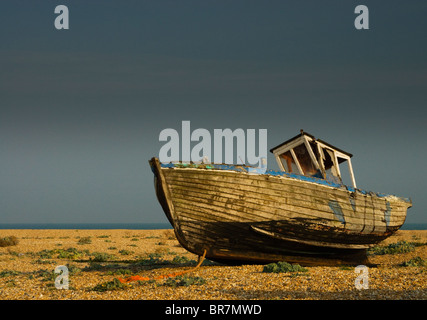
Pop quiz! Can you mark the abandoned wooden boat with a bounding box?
[149,131,412,265]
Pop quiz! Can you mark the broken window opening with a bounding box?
[320,148,342,184]
[337,157,352,187]
[293,144,322,178]
[280,151,299,173]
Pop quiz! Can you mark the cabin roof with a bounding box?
[269,131,353,158]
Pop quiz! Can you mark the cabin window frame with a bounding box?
[273,135,307,174]
[277,150,299,174]
[315,140,357,188]
[271,133,357,188]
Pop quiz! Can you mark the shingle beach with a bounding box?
[0,229,425,300]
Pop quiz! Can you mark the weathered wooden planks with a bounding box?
[149,157,410,265]
[166,169,408,215]
[163,166,408,237]
[167,177,407,226]
[164,169,408,226]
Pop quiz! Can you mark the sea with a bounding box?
[0,222,425,230]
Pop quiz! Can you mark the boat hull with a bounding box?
[149,158,411,265]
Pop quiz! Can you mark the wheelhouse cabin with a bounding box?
[270,130,357,188]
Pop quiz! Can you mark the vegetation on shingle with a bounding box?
[90,252,116,262]
[77,237,92,245]
[91,278,128,292]
[262,261,308,273]
[0,270,21,278]
[37,248,89,260]
[400,256,427,267]
[162,275,206,287]
[368,241,416,255]
[0,236,19,247]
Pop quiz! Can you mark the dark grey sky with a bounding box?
[1,1,426,225]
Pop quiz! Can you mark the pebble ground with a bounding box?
[0,229,425,300]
